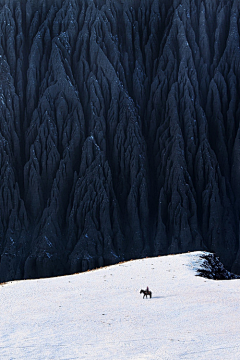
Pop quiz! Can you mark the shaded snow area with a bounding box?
[1,251,240,360]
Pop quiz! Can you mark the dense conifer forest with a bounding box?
[0,0,240,281]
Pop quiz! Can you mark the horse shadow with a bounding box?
[151,294,176,299]
[152,296,162,299]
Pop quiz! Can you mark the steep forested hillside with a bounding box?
[0,0,240,281]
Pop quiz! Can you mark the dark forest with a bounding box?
[0,0,240,281]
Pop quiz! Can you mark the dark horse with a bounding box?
[140,289,152,298]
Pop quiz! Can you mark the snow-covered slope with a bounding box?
[1,251,240,360]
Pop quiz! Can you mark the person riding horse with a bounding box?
[140,287,152,298]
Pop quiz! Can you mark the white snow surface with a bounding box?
[1,251,240,360]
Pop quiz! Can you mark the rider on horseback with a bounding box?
[140,287,152,298]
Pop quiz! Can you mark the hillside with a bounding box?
[1,251,240,359]
[1,0,240,281]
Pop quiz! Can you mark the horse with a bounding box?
[140,289,152,298]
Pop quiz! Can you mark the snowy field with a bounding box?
[1,251,240,360]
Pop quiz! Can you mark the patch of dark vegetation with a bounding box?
[197,254,240,280]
